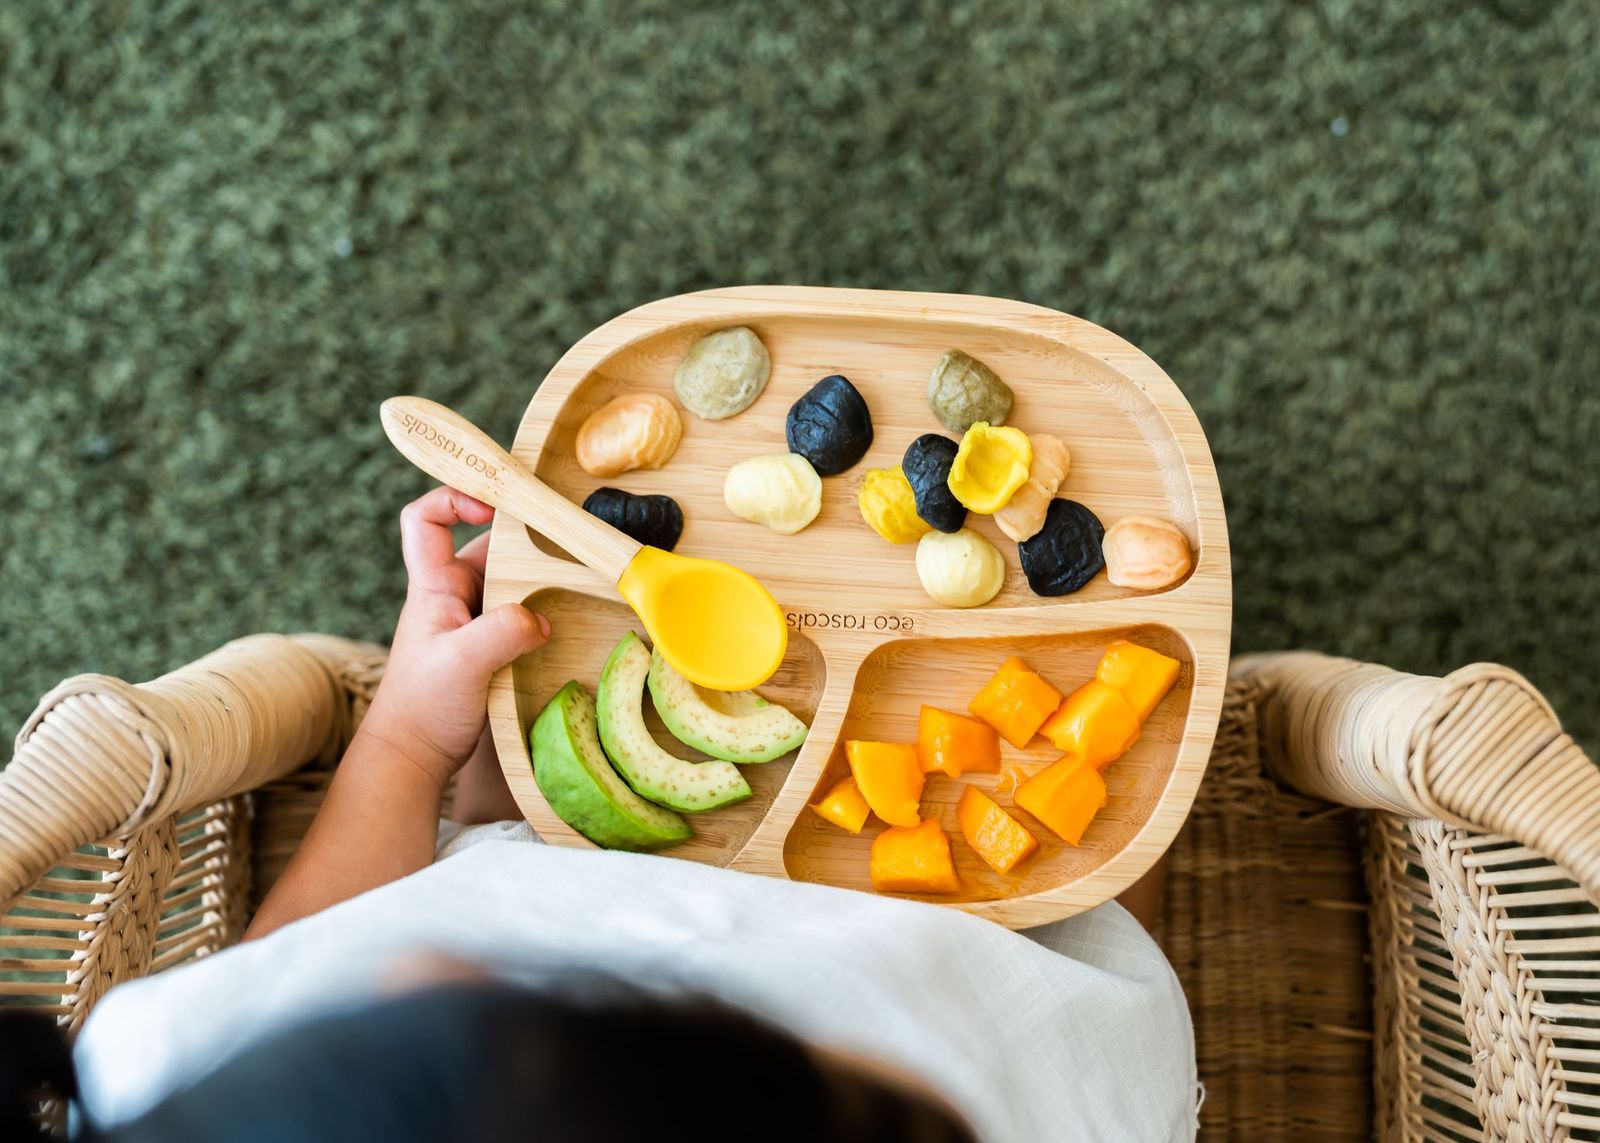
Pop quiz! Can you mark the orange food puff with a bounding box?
[916,705,1002,778]
[809,776,872,834]
[967,656,1064,748]
[1014,756,1108,846]
[957,787,1038,875]
[1038,679,1142,772]
[870,819,961,894]
[844,740,925,827]
[1096,640,1181,723]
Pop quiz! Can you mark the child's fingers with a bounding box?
[452,531,489,607]
[445,604,551,680]
[455,530,492,578]
[400,487,496,583]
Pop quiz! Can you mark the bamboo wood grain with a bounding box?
[380,396,641,582]
[483,286,1232,928]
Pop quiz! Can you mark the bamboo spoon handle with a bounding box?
[379,396,641,583]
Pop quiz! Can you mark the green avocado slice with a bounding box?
[647,646,809,763]
[597,633,753,813]
[529,681,690,851]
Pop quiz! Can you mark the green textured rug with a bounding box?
[2,0,1597,754]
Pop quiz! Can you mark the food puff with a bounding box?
[956,787,1038,875]
[786,374,874,476]
[1038,680,1142,771]
[809,776,872,834]
[927,349,1014,433]
[916,705,1001,778]
[871,819,961,894]
[1096,640,1181,722]
[582,487,685,551]
[845,741,924,827]
[1015,756,1107,846]
[968,656,1064,748]
[723,453,823,535]
[901,434,968,533]
[914,529,1006,608]
[994,433,1070,543]
[947,422,1033,514]
[674,327,771,420]
[574,393,683,477]
[1017,499,1106,597]
[1103,517,1193,591]
[858,466,932,544]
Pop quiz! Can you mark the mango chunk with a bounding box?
[957,786,1038,875]
[845,740,924,827]
[1097,640,1181,722]
[809,776,872,834]
[917,704,1002,778]
[968,656,1063,749]
[1038,679,1142,772]
[870,819,961,894]
[1015,755,1107,846]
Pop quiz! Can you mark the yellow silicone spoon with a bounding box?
[380,396,787,691]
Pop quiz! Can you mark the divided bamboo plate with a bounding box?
[485,286,1230,928]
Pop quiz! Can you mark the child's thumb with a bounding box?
[448,604,551,679]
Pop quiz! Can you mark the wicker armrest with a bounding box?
[1233,650,1600,902]
[0,634,385,907]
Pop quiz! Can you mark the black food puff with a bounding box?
[1017,499,1105,596]
[901,433,968,533]
[785,374,874,476]
[582,487,685,551]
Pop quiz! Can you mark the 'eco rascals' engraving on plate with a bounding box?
[401,412,500,479]
[786,611,914,633]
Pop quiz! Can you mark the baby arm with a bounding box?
[245,486,549,940]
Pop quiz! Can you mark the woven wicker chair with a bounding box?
[3,636,1598,1140]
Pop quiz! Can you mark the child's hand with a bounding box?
[361,486,551,791]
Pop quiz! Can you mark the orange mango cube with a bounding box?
[1096,640,1181,722]
[968,656,1064,748]
[1014,755,1107,846]
[870,819,961,894]
[917,705,1002,778]
[1038,679,1142,772]
[845,740,924,827]
[956,786,1038,875]
[809,776,872,833]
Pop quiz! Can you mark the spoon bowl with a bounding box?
[617,547,787,691]
[379,396,788,691]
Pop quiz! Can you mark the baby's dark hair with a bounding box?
[4,981,978,1142]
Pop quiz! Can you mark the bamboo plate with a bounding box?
[484,286,1230,929]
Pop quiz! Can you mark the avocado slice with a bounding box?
[529,681,690,851]
[647,646,809,763]
[597,633,753,813]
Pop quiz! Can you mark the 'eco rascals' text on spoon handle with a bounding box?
[379,396,642,583]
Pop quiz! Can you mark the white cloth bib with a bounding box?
[76,821,1196,1141]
